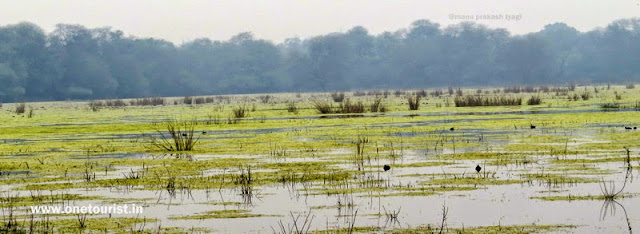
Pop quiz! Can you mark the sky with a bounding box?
[1,0,639,44]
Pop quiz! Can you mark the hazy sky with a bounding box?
[1,0,639,44]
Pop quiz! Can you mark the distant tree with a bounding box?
[1,18,640,101]
[497,35,554,84]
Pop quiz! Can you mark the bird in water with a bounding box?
[530,124,536,129]
[449,127,455,131]
[475,165,481,173]
[383,165,391,171]
[181,133,188,137]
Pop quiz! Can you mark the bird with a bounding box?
[634,127,637,130]
[475,165,481,173]
[625,126,632,130]
[383,165,391,171]
[449,127,455,131]
[181,133,188,137]
[202,131,207,135]
[530,124,536,129]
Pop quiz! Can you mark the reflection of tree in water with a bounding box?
[599,150,633,234]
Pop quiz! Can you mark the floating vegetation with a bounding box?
[1,86,640,232]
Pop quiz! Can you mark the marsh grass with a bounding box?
[183,96,193,105]
[286,102,298,113]
[383,206,401,225]
[331,92,345,102]
[273,211,314,234]
[454,95,521,107]
[600,103,621,109]
[130,97,165,106]
[234,167,254,204]
[614,91,623,100]
[313,100,333,114]
[353,136,369,170]
[338,99,365,113]
[259,95,272,103]
[407,94,420,110]
[232,105,249,118]
[369,97,386,112]
[527,96,542,105]
[15,102,26,114]
[146,119,201,151]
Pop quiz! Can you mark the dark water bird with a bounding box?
[383,165,391,171]
[181,133,188,137]
[625,126,632,130]
[530,124,536,129]
[475,165,481,173]
[202,131,207,134]
[449,127,455,131]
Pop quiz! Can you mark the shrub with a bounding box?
[394,90,405,97]
[313,100,333,114]
[146,119,201,151]
[626,84,635,89]
[431,89,443,97]
[580,92,591,100]
[370,97,384,112]
[407,95,420,110]
[130,97,165,106]
[600,103,621,109]
[331,92,345,102]
[88,100,102,111]
[286,102,298,113]
[353,91,367,96]
[104,99,127,107]
[338,99,365,113]
[183,96,193,105]
[194,97,205,104]
[454,95,522,107]
[15,103,26,114]
[232,105,248,118]
[259,95,271,103]
[527,96,542,105]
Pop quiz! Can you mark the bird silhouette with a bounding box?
[181,133,188,137]
[530,124,536,129]
[383,165,391,171]
[475,165,481,173]
[449,127,455,131]
[625,126,632,130]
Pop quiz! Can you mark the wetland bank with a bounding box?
[1,85,639,233]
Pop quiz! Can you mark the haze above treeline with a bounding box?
[1,18,639,102]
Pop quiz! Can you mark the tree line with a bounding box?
[1,18,639,102]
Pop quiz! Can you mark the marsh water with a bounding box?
[1,93,639,233]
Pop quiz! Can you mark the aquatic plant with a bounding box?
[313,100,333,114]
[146,119,202,151]
[232,105,249,118]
